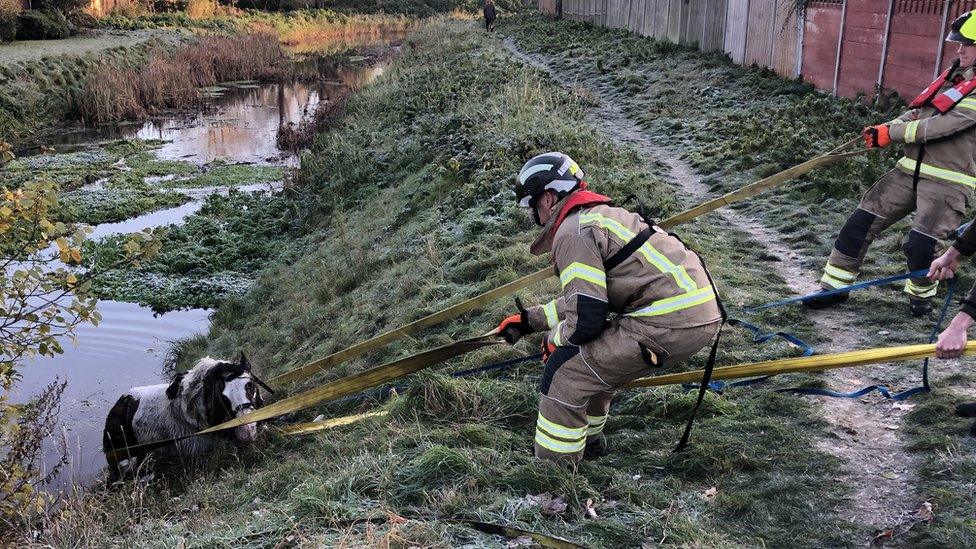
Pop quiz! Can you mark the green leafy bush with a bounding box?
[0,0,20,43]
[16,10,72,40]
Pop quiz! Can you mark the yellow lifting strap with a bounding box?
[267,271,551,386]
[269,137,866,388]
[105,333,503,461]
[625,341,976,389]
[276,410,389,436]
[108,337,965,462]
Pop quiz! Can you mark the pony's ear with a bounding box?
[165,373,185,400]
[239,351,251,371]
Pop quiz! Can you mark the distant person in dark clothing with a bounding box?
[484,0,496,32]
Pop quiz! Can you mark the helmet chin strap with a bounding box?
[529,196,544,226]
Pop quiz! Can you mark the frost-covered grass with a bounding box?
[35,18,864,548]
[87,189,297,312]
[502,15,976,547]
[1,140,192,224]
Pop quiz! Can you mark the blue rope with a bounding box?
[743,269,930,313]
[682,318,814,393]
[452,354,542,377]
[777,277,955,400]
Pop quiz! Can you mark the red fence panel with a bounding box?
[802,2,843,91]
[835,0,888,98]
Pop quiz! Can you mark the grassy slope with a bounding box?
[500,15,976,546]
[40,18,863,548]
[0,38,174,144]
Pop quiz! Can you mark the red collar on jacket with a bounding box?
[549,187,612,237]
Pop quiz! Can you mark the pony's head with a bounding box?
[171,352,265,443]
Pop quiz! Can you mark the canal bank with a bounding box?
[4,34,398,496]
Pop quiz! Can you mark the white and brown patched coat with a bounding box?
[102,355,264,481]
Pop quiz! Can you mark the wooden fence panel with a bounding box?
[638,0,655,36]
[743,0,774,66]
[724,0,750,63]
[667,0,685,43]
[685,0,705,46]
[562,0,575,20]
[771,1,799,76]
[701,0,728,52]
[629,0,646,33]
[650,0,669,39]
[538,0,558,16]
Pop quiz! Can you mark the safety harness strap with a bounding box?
[674,248,726,453]
[604,227,651,271]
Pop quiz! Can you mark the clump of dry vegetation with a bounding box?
[72,32,306,123]
[0,0,21,42]
[277,88,350,152]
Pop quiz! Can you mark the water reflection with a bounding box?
[9,302,211,492]
[6,44,395,492]
[26,57,388,164]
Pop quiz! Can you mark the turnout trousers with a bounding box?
[534,316,720,464]
[820,168,971,300]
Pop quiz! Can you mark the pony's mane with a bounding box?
[178,356,233,427]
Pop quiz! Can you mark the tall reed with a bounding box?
[71,33,298,124]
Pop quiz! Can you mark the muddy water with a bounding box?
[38,77,377,165]
[9,48,393,491]
[9,304,211,492]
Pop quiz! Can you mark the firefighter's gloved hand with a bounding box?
[863,124,891,148]
[541,334,556,363]
[497,297,535,344]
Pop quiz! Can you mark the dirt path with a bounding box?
[502,37,924,543]
[0,30,179,64]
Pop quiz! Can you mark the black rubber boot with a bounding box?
[909,298,933,318]
[802,291,850,310]
[583,434,610,460]
[955,401,976,418]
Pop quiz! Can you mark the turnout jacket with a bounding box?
[950,221,976,320]
[887,66,976,191]
[525,195,721,348]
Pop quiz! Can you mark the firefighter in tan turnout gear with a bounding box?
[809,10,976,317]
[496,152,722,464]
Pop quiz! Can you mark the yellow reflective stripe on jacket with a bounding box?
[542,299,559,329]
[578,212,696,292]
[905,120,920,143]
[535,429,586,453]
[537,413,587,440]
[957,98,976,112]
[626,286,716,318]
[551,321,564,346]
[559,262,606,289]
[897,156,976,188]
